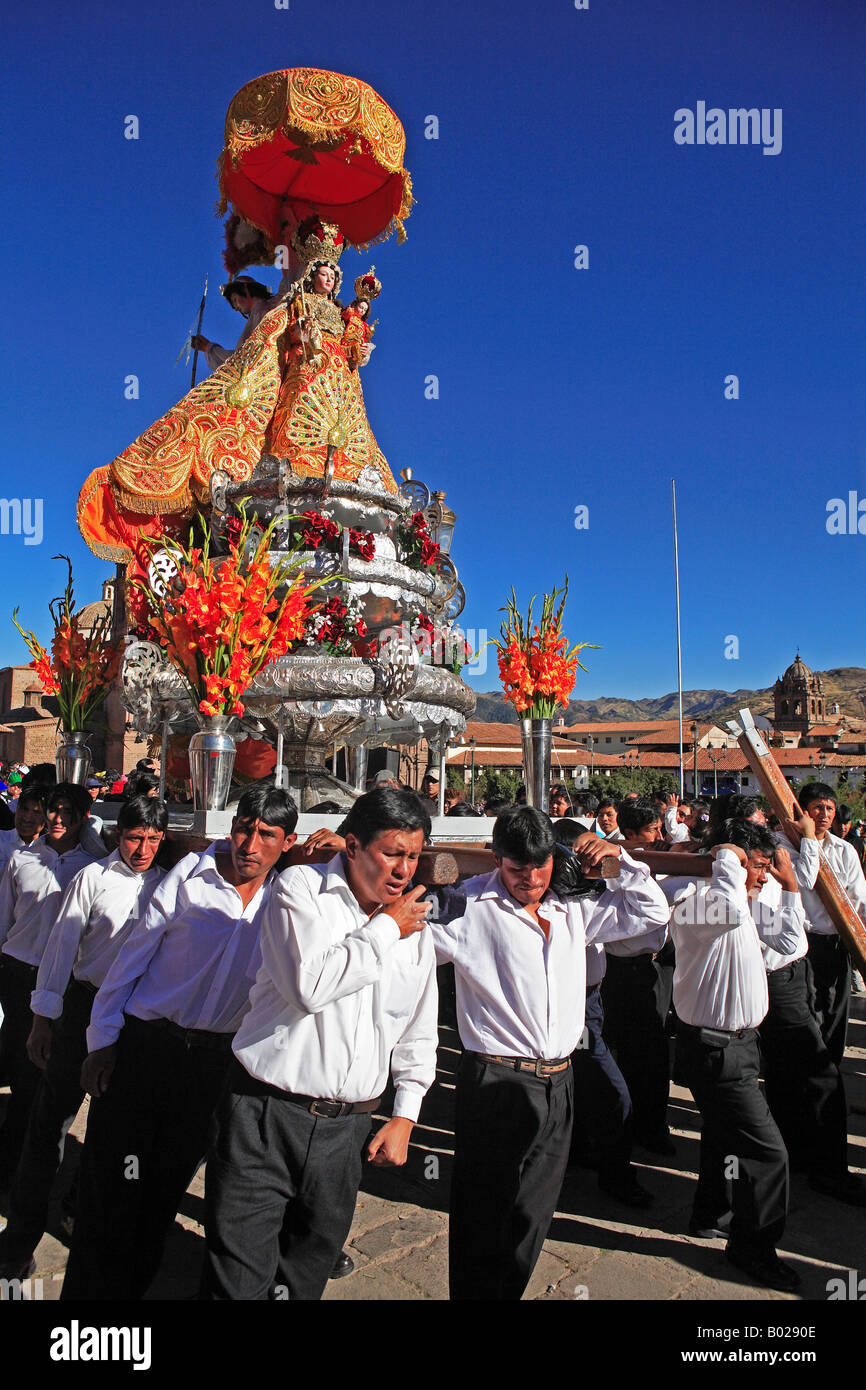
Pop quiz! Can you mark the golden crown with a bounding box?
[353,267,382,301]
[290,218,346,273]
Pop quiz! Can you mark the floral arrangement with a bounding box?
[493,578,597,719]
[132,513,316,718]
[289,511,376,562]
[12,556,123,732]
[409,613,473,675]
[394,512,442,573]
[304,589,370,657]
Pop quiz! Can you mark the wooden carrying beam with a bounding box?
[728,709,866,973]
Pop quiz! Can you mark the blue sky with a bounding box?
[2,0,863,702]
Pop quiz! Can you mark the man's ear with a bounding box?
[283,831,298,852]
[344,832,360,861]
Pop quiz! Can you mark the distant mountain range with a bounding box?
[471,668,866,728]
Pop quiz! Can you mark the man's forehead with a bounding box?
[233,816,286,834]
[499,854,553,869]
[367,827,424,851]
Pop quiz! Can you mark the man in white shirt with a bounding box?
[669,819,802,1292]
[0,783,102,1187]
[0,796,167,1280]
[777,781,866,1069]
[60,787,298,1301]
[428,805,671,1301]
[202,787,438,1301]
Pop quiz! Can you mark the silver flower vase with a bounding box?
[56,730,93,786]
[520,717,552,811]
[188,715,237,811]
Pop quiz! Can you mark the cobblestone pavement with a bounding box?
[3,994,864,1303]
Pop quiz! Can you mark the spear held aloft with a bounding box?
[190,274,208,389]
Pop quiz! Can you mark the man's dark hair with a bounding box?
[47,782,92,820]
[492,805,555,866]
[117,795,169,835]
[552,817,584,849]
[550,783,571,800]
[617,799,661,837]
[596,796,618,814]
[709,793,760,828]
[20,764,56,793]
[799,781,837,810]
[135,758,156,772]
[572,792,599,816]
[447,800,478,817]
[17,786,49,814]
[234,786,298,834]
[837,803,853,825]
[484,797,511,816]
[125,771,159,799]
[706,818,776,859]
[341,787,431,847]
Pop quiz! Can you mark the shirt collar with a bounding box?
[322,852,370,910]
[477,867,568,918]
[103,847,160,881]
[191,840,276,890]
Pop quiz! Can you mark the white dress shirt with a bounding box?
[30,850,165,1019]
[0,841,96,967]
[429,850,671,1060]
[87,843,273,1052]
[668,848,803,1031]
[776,830,866,937]
[585,941,607,988]
[0,829,28,875]
[232,854,438,1122]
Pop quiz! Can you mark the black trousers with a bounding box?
[0,978,94,1265]
[202,1059,373,1301]
[61,1014,233,1301]
[760,957,848,1178]
[0,954,41,1184]
[676,1024,788,1257]
[601,951,672,1140]
[806,933,851,1068]
[449,1052,573,1301]
[571,984,633,1179]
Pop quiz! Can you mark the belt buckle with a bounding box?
[310,1099,340,1119]
[535,1059,547,1078]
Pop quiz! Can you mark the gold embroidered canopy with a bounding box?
[217,67,414,252]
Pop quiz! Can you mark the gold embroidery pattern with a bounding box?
[266,337,397,495]
[108,305,287,508]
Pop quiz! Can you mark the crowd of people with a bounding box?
[0,762,864,1301]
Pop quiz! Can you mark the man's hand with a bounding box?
[572,833,621,873]
[26,1015,53,1069]
[190,334,211,352]
[366,1116,414,1167]
[782,812,817,848]
[380,884,431,939]
[303,829,346,857]
[769,847,799,893]
[664,793,679,808]
[81,1045,118,1098]
[712,843,748,868]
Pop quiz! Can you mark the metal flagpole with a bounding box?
[672,479,684,799]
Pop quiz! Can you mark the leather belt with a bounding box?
[145,1017,235,1052]
[282,1090,382,1118]
[470,1051,572,1078]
